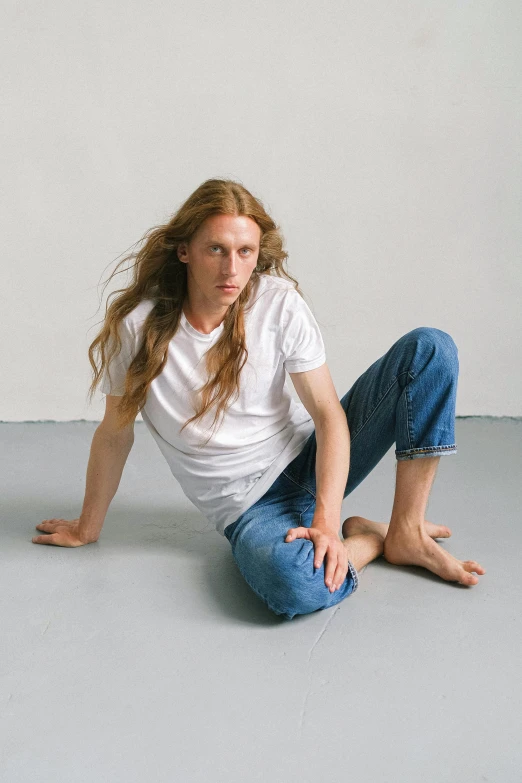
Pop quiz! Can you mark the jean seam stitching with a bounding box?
[299,499,315,524]
[406,380,414,450]
[282,469,316,498]
[396,445,457,454]
[350,371,408,445]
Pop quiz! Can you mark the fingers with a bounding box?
[285,528,347,592]
[36,518,71,531]
[325,558,348,593]
[318,548,344,593]
[323,557,336,591]
[32,533,62,546]
[313,542,328,572]
[36,520,58,532]
[332,562,347,592]
[285,526,309,542]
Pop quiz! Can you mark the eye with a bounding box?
[210,245,222,253]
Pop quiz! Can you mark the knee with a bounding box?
[234,531,335,620]
[237,537,320,618]
[403,326,459,371]
[232,534,306,618]
[269,539,325,619]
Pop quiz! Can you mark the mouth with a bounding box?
[217,285,238,291]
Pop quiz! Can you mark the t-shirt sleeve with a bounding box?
[100,317,137,396]
[281,288,326,373]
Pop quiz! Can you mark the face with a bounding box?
[177,213,261,315]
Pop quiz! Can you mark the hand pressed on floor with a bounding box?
[32,518,97,547]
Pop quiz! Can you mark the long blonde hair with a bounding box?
[88,178,304,445]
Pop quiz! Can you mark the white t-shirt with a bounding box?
[100,274,326,535]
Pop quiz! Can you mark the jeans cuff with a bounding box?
[395,445,457,461]
[347,558,359,593]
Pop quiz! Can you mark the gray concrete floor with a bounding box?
[1,418,520,783]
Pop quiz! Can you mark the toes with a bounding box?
[459,571,479,586]
[425,521,452,538]
[432,526,452,538]
[459,561,485,584]
[463,560,486,575]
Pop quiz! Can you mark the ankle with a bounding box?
[387,517,425,537]
[344,532,384,571]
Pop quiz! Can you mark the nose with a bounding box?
[221,252,240,277]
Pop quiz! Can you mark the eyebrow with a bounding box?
[206,240,258,249]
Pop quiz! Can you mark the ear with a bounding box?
[177,242,188,263]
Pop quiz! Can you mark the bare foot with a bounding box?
[383,527,485,586]
[342,515,451,542]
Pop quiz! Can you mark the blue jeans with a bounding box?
[224,327,459,620]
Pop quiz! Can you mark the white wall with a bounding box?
[3,0,521,420]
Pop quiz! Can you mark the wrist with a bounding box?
[78,529,99,544]
[78,518,101,543]
[311,512,341,535]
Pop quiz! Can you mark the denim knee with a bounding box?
[232,537,317,619]
[232,521,357,621]
[402,326,459,374]
[265,540,312,616]
[267,539,338,619]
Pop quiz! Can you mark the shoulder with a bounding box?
[250,275,317,325]
[256,273,295,294]
[252,273,299,310]
[259,273,294,288]
[122,298,156,336]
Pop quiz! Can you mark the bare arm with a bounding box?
[32,396,135,547]
[78,422,134,541]
[289,364,350,532]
